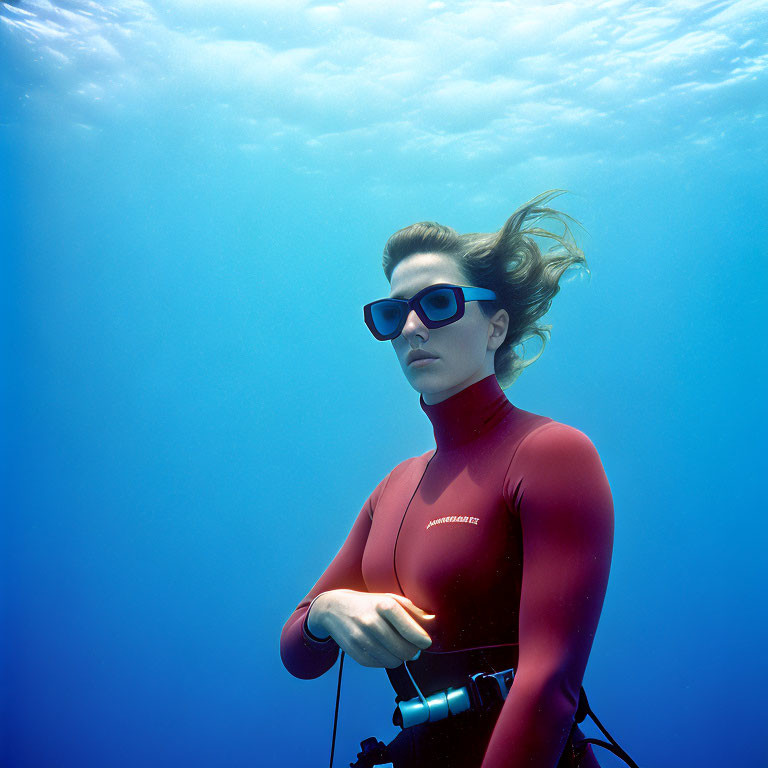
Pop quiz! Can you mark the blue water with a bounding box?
[2,2,767,766]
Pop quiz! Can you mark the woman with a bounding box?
[280,190,615,768]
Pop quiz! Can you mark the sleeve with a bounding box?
[279,471,392,680]
[481,423,614,768]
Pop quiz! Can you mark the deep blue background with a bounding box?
[2,2,767,766]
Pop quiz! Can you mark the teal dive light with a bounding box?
[395,684,473,728]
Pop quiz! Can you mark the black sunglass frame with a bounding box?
[363,283,497,341]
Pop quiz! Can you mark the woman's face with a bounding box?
[388,252,509,405]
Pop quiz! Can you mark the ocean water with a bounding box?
[1,2,766,767]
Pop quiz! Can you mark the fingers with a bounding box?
[341,625,408,669]
[365,613,425,665]
[326,591,437,670]
[377,596,434,650]
[385,593,436,621]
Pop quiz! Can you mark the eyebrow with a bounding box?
[388,282,453,300]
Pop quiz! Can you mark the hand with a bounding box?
[308,589,435,669]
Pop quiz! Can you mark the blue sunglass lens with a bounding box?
[371,302,404,337]
[421,288,458,321]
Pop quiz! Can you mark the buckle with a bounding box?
[349,736,390,768]
[468,667,516,711]
[487,667,515,699]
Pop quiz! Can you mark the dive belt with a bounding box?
[326,648,640,768]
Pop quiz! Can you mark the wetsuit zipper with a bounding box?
[392,449,438,595]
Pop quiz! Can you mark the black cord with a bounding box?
[329,650,345,768]
[579,738,638,765]
[583,702,640,768]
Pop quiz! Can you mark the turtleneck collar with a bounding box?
[419,374,514,451]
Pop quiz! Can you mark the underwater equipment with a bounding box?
[323,649,640,768]
[392,659,516,729]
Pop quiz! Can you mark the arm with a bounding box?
[279,471,391,680]
[481,423,614,768]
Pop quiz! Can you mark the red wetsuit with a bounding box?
[280,374,614,768]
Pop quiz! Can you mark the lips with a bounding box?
[409,358,436,367]
[407,352,438,365]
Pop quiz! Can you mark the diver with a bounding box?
[279,189,639,768]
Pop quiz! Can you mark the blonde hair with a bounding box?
[382,189,589,390]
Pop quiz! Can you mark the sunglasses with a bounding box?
[363,283,498,341]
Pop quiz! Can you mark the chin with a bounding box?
[407,371,450,394]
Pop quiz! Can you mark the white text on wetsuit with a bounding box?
[425,515,480,530]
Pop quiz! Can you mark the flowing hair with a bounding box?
[381,189,589,389]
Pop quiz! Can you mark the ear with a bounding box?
[487,309,509,351]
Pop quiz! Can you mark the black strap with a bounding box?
[574,687,639,768]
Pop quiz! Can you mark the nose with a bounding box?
[401,309,428,341]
